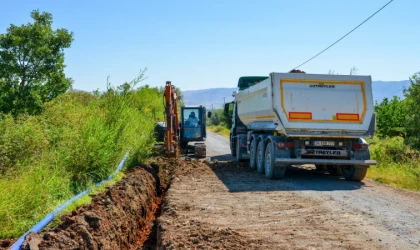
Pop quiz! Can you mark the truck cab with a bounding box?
[224,76,268,160]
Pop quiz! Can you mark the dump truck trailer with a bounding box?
[233,72,377,181]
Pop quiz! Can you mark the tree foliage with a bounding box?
[0,10,74,116]
[374,96,406,138]
[373,72,420,150]
[208,107,232,129]
[403,72,420,149]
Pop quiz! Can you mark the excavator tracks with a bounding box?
[194,143,206,158]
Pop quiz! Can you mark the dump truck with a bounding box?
[226,72,377,181]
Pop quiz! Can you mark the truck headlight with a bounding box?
[305,141,310,146]
[338,142,343,147]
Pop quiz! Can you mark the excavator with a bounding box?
[155,81,211,158]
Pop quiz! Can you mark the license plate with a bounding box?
[314,141,335,146]
[305,149,346,156]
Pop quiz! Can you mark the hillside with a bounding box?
[182,80,409,109]
[372,80,410,103]
[182,88,237,110]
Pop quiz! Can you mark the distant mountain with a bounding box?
[182,80,409,110]
[182,88,237,110]
[372,80,409,103]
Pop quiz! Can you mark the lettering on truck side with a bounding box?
[309,84,335,88]
[306,149,342,156]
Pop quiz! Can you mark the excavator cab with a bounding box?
[179,106,211,158]
[159,81,212,158]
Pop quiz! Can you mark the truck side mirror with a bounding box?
[224,103,232,118]
[207,111,212,118]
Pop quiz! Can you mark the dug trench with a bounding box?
[14,157,178,250]
[12,157,261,250]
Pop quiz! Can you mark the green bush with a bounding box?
[367,136,420,191]
[208,108,232,130]
[0,81,164,238]
[369,136,408,162]
[404,72,420,150]
[0,115,49,174]
[374,96,406,138]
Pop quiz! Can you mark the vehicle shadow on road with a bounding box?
[206,161,365,192]
[209,154,237,162]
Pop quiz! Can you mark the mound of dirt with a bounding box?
[20,158,178,250]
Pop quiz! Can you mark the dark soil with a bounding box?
[19,158,178,250]
[0,239,14,249]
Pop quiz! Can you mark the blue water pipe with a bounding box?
[10,151,130,250]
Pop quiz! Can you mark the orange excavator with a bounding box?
[159,81,211,158]
[163,81,180,157]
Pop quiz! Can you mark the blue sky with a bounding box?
[1,0,418,91]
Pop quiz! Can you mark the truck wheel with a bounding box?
[256,140,265,174]
[265,142,286,180]
[342,166,367,181]
[315,164,327,171]
[230,135,236,156]
[249,139,257,170]
[327,166,342,176]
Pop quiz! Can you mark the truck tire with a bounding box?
[265,142,286,180]
[327,166,342,176]
[342,165,367,181]
[256,140,265,174]
[230,135,236,156]
[249,138,257,170]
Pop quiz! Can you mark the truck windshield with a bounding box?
[238,76,268,90]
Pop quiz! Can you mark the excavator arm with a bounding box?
[164,81,180,157]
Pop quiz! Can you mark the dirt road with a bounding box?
[159,131,420,249]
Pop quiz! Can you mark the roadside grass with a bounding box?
[0,84,164,238]
[366,136,420,191]
[207,125,230,138]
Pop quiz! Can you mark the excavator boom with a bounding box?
[164,81,180,157]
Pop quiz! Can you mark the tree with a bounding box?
[374,96,406,138]
[0,10,74,116]
[403,72,420,149]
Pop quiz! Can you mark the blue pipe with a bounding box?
[10,151,129,250]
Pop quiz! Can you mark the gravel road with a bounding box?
[176,130,420,249]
